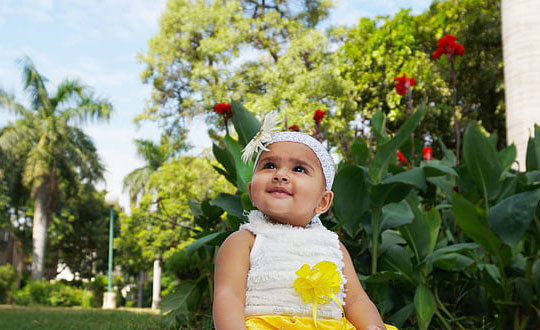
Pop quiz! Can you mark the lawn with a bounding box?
[0,305,173,330]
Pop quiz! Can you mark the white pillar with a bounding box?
[151,258,162,310]
[502,0,540,169]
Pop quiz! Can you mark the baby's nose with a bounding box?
[272,171,289,182]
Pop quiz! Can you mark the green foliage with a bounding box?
[0,264,17,303]
[13,280,90,307]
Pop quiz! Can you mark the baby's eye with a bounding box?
[263,162,276,169]
[293,166,306,173]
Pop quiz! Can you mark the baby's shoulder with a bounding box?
[220,229,256,251]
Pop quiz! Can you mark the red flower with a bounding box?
[393,73,416,95]
[313,109,325,124]
[396,150,407,163]
[288,125,300,132]
[214,103,232,116]
[422,146,433,161]
[433,34,465,59]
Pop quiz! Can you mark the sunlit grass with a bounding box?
[0,305,171,330]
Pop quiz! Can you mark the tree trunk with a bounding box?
[502,0,540,168]
[151,258,162,310]
[137,270,144,308]
[31,183,51,280]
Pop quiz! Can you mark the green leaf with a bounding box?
[462,123,503,201]
[185,232,224,255]
[421,161,458,177]
[381,167,426,191]
[425,242,478,264]
[161,280,202,316]
[223,135,253,193]
[432,253,474,271]
[350,137,370,166]
[212,143,236,180]
[399,198,430,259]
[438,139,456,167]
[526,125,540,171]
[532,258,540,292]
[388,303,414,328]
[333,166,370,236]
[210,193,246,220]
[369,105,425,183]
[414,284,436,330]
[425,207,442,255]
[379,245,414,279]
[371,182,413,208]
[498,144,517,171]
[230,101,261,147]
[380,201,414,231]
[452,192,502,255]
[371,110,388,145]
[488,188,540,247]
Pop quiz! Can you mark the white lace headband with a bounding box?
[241,112,335,190]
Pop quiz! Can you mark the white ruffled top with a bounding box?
[240,210,346,320]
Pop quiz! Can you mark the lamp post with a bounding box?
[103,192,119,309]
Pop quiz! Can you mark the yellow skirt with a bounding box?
[245,315,399,330]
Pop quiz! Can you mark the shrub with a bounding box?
[0,264,17,303]
[13,280,88,307]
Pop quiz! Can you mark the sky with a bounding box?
[0,0,432,211]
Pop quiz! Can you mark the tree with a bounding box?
[137,0,355,147]
[339,0,504,151]
[0,57,112,280]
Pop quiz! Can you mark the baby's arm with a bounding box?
[340,242,387,330]
[213,229,254,330]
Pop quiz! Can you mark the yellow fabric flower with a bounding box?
[294,261,343,327]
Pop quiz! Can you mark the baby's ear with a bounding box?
[315,190,334,214]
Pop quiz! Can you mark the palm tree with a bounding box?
[502,0,540,168]
[123,137,173,309]
[0,57,112,280]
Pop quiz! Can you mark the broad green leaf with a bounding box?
[185,232,226,255]
[161,280,202,316]
[532,258,540,292]
[425,207,442,255]
[452,192,502,255]
[350,137,370,166]
[212,143,236,180]
[479,263,502,284]
[381,167,427,191]
[371,110,388,145]
[380,201,414,231]
[414,284,436,330]
[432,253,474,271]
[230,101,261,147]
[498,144,517,171]
[438,139,456,167]
[369,105,425,183]
[379,230,407,256]
[421,161,458,177]
[515,278,533,306]
[224,135,253,192]
[371,182,413,208]
[201,199,224,219]
[488,188,540,247]
[425,242,478,264]
[387,303,414,328]
[399,198,430,260]
[210,193,246,220]
[333,166,370,236]
[526,125,540,171]
[462,123,503,201]
[379,245,414,279]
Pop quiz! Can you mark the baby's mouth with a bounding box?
[267,187,292,196]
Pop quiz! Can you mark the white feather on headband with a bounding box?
[241,111,281,163]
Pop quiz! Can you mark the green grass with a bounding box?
[0,305,172,330]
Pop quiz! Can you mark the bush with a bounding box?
[85,275,107,307]
[0,264,17,303]
[13,280,89,307]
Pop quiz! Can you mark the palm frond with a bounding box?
[123,166,152,205]
[0,88,33,119]
[17,56,52,114]
[60,90,113,125]
[51,78,85,108]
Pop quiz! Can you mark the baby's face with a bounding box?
[248,141,333,227]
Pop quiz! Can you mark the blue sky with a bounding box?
[0,0,432,210]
